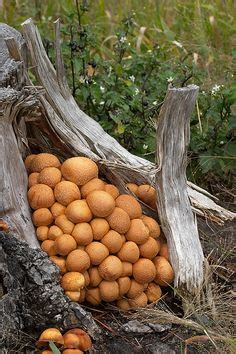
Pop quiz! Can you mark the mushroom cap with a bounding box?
[63,332,81,349]
[65,291,81,302]
[28,172,39,188]
[36,226,49,241]
[55,214,75,234]
[117,241,140,263]
[50,256,67,274]
[54,234,77,256]
[126,183,138,195]
[32,208,53,227]
[159,243,169,260]
[62,349,83,354]
[101,230,123,254]
[83,270,90,286]
[106,207,131,234]
[126,280,144,299]
[30,153,61,173]
[99,280,119,302]
[85,242,109,265]
[61,157,98,185]
[24,154,37,172]
[36,328,64,348]
[80,178,105,198]
[72,222,93,246]
[65,200,93,223]
[121,261,133,277]
[118,276,131,296]
[137,184,156,205]
[141,215,161,239]
[85,287,101,305]
[90,218,110,240]
[65,328,92,351]
[66,249,91,272]
[116,298,130,310]
[125,219,149,245]
[145,283,162,303]
[115,195,142,219]
[28,184,55,210]
[139,237,160,259]
[54,181,81,206]
[153,256,174,286]
[86,190,115,217]
[88,267,103,287]
[61,272,85,291]
[98,255,123,281]
[129,292,148,308]
[132,258,156,284]
[50,202,66,218]
[38,167,62,188]
[104,184,120,199]
[41,240,57,256]
[48,225,63,240]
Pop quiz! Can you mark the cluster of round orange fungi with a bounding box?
[25,153,174,309]
[126,183,157,210]
[36,327,92,353]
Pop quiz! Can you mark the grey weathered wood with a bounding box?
[0,24,38,248]
[155,86,204,290]
[21,18,235,224]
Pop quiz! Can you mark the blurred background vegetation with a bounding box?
[1,0,235,192]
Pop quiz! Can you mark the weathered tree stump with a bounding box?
[0,19,235,350]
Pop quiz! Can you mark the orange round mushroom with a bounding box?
[139,237,160,259]
[137,184,156,206]
[30,153,61,173]
[50,255,67,274]
[159,243,169,260]
[116,298,131,310]
[38,167,62,188]
[65,200,93,223]
[115,195,142,219]
[48,225,63,240]
[86,190,115,217]
[153,256,174,286]
[90,218,110,240]
[50,202,66,218]
[85,242,109,265]
[55,215,74,234]
[99,280,119,302]
[41,240,57,256]
[36,226,48,241]
[126,183,138,195]
[126,279,144,298]
[145,283,162,303]
[118,276,131,296]
[24,154,37,173]
[61,157,98,185]
[72,222,93,246]
[61,272,85,291]
[28,172,39,188]
[28,184,55,210]
[98,255,123,281]
[141,215,161,239]
[104,184,120,199]
[88,267,103,287]
[117,242,140,263]
[66,249,91,272]
[65,291,81,302]
[132,258,156,284]
[54,181,81,206]
[106,207,131,234]
[125,219,149,245]
[129,292,148,308]
[101,230,123,254]
[64,328,92,351]
[121,261,133,277]
[36,328,64,348]
[85,287,101,305]
[80,178,105,198]
[32,208,53,226]
[54,234,77,256]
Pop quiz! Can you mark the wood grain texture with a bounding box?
[155,86,204,290]
[21,18,235,224]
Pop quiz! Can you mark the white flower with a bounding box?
[167,76,174,83]
[92,99,96,104]
[134,88,139,95]
[143,144,148,150]
[147,49,152,53]
[100,85,105,93]
[211,84,223,95]
[129,75,135,83]
[153,101,158,106]
[100,101,105,105]
[220,141,224,145]
[120,36,127,43]
[79,76,85,84]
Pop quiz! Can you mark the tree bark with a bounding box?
[155,86,204,290]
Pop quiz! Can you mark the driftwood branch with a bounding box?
[155,86,204,290]
[20,18,235,224]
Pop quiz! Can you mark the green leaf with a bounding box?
[49,341,61,354]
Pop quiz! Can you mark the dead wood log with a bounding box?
[155,86,204,290]
[0,231,99,350]
[20,18,236,225]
